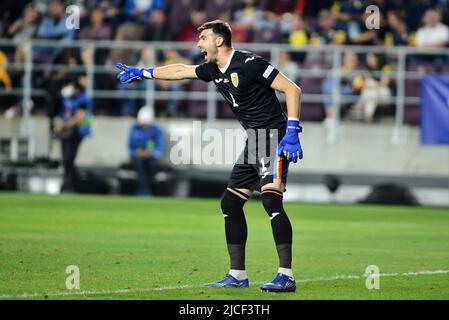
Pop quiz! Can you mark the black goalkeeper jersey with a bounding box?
[195,50,287,130]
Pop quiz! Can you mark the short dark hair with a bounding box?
[197,20,232,47]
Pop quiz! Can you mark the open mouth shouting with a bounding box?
[200,49,208,61]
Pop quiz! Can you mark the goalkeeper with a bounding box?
[116,20,303,293]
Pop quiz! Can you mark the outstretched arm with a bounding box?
[154,64,198,80]
[116,63,198,83]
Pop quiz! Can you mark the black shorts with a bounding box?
[228,128,289,191]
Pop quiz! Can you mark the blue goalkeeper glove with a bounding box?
[278,119,303,163]
[115,63,154,83]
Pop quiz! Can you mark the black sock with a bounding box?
[221,189,249,270]
[261,190,293,268]
[227,244,246,271]
[275,244,292,269]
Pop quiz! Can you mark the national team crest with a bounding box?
[230,73,239,87]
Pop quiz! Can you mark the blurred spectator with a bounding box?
[78,7,113,41]
[142,9,173,41]
[0,0,31,38]
[36,0,75,41]
[350,53,393,122]
[205,0,235,21]
[34,0,76,63]
[8,4,40,67]
[288,14,308,47]
[322,51,361,125]
[7,4,40,42]
[415,9,449,48]
[44,48,82,124]
[167,0,202,38]
[404,0,435,32]
[0,50,13,91]
[53,75,93,193]
[415,8,449,71]
[78,6,113,69]
[288,15,308,62]
[0,50,14,117]
[310,10,347,45]
[124,0,165,24]
[383,10,409,46]
[266,0,296,22]
[277,50,300,82]
[119,48,152,116]
[177,10,206,42]
[346,10,378,45]
[278,12,295,40]
[98,0,123,29]
[108,22,145,65]
[233,0,271,34]
[128,106,165,196]
[309,9,347,63]
[156,49,191,117]
[105,21,145,114]
[331,0,365,30]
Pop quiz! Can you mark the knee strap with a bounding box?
[221,188,249,245]
[221,188,249,217]
[261,190,292,245]
[261,188,283,214]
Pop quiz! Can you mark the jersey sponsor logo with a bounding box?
[224,79,230,83]
[263,65,274,79]
[245,56,255,63]
[231,72,239,87]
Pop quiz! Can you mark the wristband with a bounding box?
[142,68,154,79]
[287,119,302,133]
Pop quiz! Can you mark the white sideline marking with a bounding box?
[1,269,448,299]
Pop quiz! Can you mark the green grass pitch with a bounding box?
[0,192,448,300]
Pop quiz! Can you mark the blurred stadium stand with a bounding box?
[0,0,448,206]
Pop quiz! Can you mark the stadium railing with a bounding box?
[0,39,448,144]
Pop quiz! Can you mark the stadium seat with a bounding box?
[297,62,331,121]
[168,0,202,36]
[301,61,332,71]
[404,105,420,124]
[297,77,325,121]
[219,101,235,119]
[298,63,329,96]
[298,77,322,94]
[114,23,144,41]
[303,16,319,34]
[298,102,325,121]
[406,63,437,73]
[251,28,281,43]
[403,64,434,124]
[188,80,208,118]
